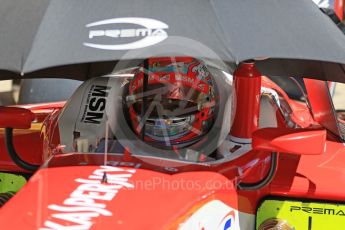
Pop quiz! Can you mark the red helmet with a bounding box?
[126,57,216,148]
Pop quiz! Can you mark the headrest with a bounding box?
[58,76,123,152]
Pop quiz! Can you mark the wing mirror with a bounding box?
[238,127,326,191]
[252,127,327,155]
[0,106,35,129]
[0,106,38,172]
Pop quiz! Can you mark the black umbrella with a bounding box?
[1,0,345,82]
[0,0,49,77]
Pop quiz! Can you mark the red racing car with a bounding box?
[1,0,345,229]
[0,56,343,230]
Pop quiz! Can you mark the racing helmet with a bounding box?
[126,57,217,149]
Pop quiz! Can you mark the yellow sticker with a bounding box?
[0,172,26,193]
[257,199,345,230]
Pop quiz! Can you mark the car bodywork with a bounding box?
[1,0,345,229]
[0,61,343,230]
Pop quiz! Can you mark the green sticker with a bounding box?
[0,172,27,193]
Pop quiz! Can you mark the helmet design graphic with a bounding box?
[126,57,216,148]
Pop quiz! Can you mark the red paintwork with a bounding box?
[0,165,238,229]
[335,0,344,21]
[252,128,326,155]
[0,102,65,172]
[0,107,35,129]
[304,78,340,136]
[270,137,345,200]
[0,64,345,229]
[230,62,261,139]
[1,138,345,228]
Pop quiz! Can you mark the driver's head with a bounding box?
[126,57,216,149]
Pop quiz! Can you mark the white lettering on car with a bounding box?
[40,166,135,230]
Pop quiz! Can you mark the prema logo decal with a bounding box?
[83,17,169,50]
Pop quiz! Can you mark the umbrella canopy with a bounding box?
[0,0,49,77]
[1,0,345,82]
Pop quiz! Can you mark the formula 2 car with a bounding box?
[0,58,343,230]
[1,0,345,229]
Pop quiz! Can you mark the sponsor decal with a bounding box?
[81,85,111,124]
[107,161,141,168]
[218,210,235,230]
[178,200,240,230]
[84,17,169,50]
[290,205,345,216]
[40,166,135,230]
